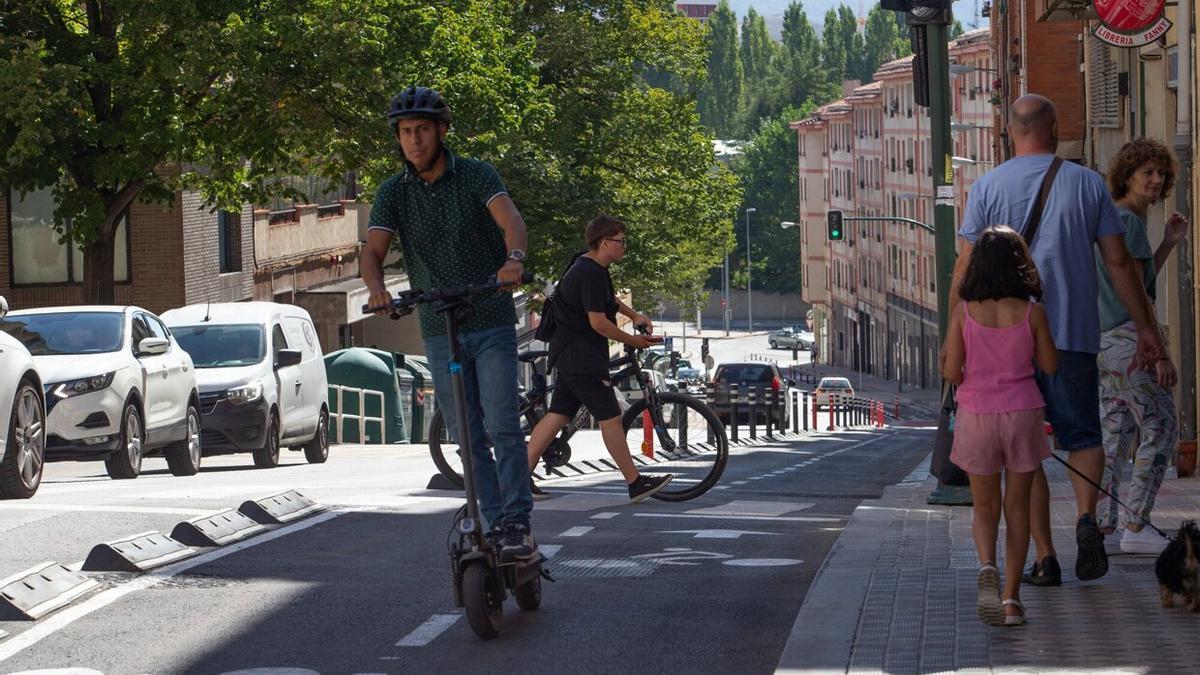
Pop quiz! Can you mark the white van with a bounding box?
[161,302,329,468]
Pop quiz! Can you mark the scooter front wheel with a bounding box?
[513,572,542,611]
[463,562,503,639]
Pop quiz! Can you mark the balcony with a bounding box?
[254,200,363,268]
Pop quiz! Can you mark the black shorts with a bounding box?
[548,371,621,422]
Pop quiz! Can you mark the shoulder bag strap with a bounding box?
[1022,156,1064,250]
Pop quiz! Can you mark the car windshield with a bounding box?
[716,364,775,383]
[173,324,266,368]
[0,312,124,355]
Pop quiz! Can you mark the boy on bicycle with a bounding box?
[527,215,673,502]
[362,86,536,561]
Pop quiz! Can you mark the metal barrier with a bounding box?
[328,384,387,444]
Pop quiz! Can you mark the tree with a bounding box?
[506,0,740,309]
[861,6,910,82]
[698,0,742,137]
[729,104,815,295]
[950,19,965,39]
[0,0,541,303]
[821,8,847,82]
[740,7,776,85]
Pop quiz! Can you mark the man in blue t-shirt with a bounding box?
[953,94,1167,585]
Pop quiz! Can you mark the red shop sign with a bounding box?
[1092,0,1172,48]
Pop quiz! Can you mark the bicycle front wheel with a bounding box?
[427,407,541,489]
[620,392,728,501]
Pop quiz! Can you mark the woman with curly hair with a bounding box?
[1097,138,1188,554]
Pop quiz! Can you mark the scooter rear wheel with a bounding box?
[463,563,503,639]
[513,573,542,611]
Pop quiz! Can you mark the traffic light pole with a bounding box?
[924,21,972,506]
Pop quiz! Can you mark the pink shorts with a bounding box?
[951,408,1050,475]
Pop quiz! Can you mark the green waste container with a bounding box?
[397,354,436,443]
[323,348,407,443]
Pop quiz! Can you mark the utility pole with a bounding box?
[881,0,971,505]
[745,207,756,332]
[1173,0,1196,470]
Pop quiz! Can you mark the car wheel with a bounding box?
[253,411,281,468]
[0,381,45,499]
[303,408,329,464]
[165,404,202,476]
[105,403,144,480]
[769,340,777,349]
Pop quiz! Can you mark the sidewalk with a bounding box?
[777,444,1200,674]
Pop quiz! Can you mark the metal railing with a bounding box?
[328,384,386,444]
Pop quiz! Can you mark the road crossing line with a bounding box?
[395,614,462,647]
[558,526,594,537]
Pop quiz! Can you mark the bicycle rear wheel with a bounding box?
[620,392,728,501]
[428,407,540,488]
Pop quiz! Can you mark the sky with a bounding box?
[718,1,990,36]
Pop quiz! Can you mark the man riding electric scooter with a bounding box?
[362,85,536,561]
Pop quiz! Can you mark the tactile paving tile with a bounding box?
[546,557,658,578]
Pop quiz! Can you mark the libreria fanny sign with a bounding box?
[1092,0,1172,48]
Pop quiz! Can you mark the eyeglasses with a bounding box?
[605,238,628,247]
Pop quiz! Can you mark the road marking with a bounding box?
[732,481,748,485]
[395,613,462,647]
[659,529,781,539]
[540,544,563,558]
[712,486,731,490]
[635,513,842,523]
[0,503,211,516]
[748,476,764,481]
[686,501,814,517]
[0,510,345,663]
[558,526,594,537]
[591,512,620,519]
[723,558,802,567]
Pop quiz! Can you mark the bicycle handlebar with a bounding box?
[362,272,536,316]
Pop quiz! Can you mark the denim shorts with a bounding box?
[1035,350,1102,451]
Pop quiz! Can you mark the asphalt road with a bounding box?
[0,425,932,674]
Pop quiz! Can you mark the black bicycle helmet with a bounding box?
[387,86,452,130]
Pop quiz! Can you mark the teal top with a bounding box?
[1096,207,1156,332]
[367,148,517,337]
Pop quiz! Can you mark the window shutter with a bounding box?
[1088,36,1121,128]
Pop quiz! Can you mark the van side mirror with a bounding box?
[275,349,302,369]
[138,337,170,356]
[0,296,8,318]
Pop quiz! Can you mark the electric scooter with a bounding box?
[365,272,548,639]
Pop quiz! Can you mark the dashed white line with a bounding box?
[732,480,748,485]
[591,512,620,520]
[395,613,462,647]
[559,526,594,537]
[540,544,563,558]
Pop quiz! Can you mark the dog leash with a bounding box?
[1048,451,1172,540]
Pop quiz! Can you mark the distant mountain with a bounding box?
[719,0,988,40]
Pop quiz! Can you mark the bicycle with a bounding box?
[428,329,729,501]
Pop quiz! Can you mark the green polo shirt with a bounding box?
[368,148,517,337]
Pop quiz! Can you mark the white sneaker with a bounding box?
[1103,529,1123,555]
[1120,526,1169,554]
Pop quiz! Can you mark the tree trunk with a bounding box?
[82,234,117,305]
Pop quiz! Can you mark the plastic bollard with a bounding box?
[730,384,740,443]
[749,388,758,440]
[642,409,654,457]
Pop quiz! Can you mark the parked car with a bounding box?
[813,377,855,410]
[0,297,46,499]
[0,306,201,479]
[769,327,814,351]
[710,362,791,427]
[162,302,329,468]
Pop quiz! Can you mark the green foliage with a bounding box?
[862,7,911,83]
[698,0,742,137]
[739,8,776,84]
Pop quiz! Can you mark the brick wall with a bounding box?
[181,193,254,306]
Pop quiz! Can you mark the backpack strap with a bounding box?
[1022,156,1063,250]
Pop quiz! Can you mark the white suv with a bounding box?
[0,306,201,479]
[0,297,47,499]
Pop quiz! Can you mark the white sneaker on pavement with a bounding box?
[1120,525,1169,555]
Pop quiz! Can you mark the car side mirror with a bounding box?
[786,379,796,388]
[138,337,170,356]
[0,296,8,318]
[275,349,302,369]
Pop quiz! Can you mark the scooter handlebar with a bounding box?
[361,271,536,316]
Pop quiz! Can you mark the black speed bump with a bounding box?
[0,562,100,620]
[82,531,196,573]
[170,508,267,547]
[238,489,323,525]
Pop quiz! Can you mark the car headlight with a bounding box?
[227,382,263,405]
[52,372,116,399]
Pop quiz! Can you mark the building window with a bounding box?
[8,187,129,285]
[218,211,242,273]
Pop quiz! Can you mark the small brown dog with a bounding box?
[1156,521,1200,610]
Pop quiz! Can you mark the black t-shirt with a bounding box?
[549,256,617,374]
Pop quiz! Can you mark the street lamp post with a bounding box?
[745,207,756,332]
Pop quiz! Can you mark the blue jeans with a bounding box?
[424,325,532,528]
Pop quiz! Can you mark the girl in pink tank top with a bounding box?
[941,225,1059,627]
